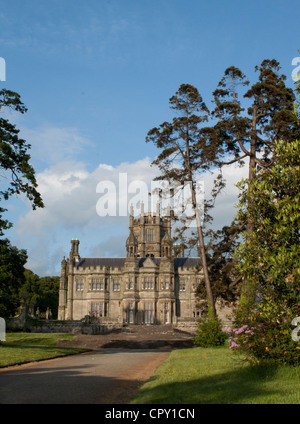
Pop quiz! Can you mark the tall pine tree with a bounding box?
[208,59,296,298]
[146,84,221,317]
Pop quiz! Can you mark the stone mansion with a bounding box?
[58,205,203,325]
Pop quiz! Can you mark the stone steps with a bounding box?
[57,324,196,350]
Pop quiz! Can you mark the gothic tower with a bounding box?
[127,202,172,258]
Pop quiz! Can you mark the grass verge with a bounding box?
[130,346,300,404]
[0,333,89,368]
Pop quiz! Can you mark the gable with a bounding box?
[140,256,158,268]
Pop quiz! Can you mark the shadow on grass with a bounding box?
[0,341,90,368]
[132,363,280,404]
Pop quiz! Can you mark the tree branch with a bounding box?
[254,156,275,168]
[218,153,248,166]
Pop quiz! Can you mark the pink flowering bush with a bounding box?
[227,298,300,365]
[227,323,261,353]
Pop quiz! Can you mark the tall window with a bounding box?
[128,277,134,290]
[146,229,154,242]
[113,279,120,291]
[76,279,84,291]
[144,277,154,290]
[144,302,154,324]
[161,278,170,290]
[128,302,134,324]
[163,302,169,324]
[179,279,185,291]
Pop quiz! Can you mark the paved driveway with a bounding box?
[0,349,170,404]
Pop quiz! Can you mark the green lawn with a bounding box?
[0,333,88,368]
[130,347,300,404]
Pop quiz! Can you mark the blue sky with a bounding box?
[1,0,299,276]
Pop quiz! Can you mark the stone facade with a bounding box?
[58,205,203,325]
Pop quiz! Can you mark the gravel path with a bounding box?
[0,325,195,404]
[0,348,170,404]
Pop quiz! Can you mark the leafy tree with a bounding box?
[0,89,44,235]
[35,276,60,319]
[0,89,44,320]
[20,269,40,312]
[228,139,300,364]
[146,84,222,317]
[235,139,300,307]
[21,270,60,319]
[197,221,242,302]
[0,238,27,320]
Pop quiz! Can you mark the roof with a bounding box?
[173,257,202,269]
[76,258,126,269]
[75,256,202,270]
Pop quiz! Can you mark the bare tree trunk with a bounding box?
[242,105,258,303]
[192,191,216,317]
[190,184,216,318]
[184,106,217,318]
[246,105,257,235]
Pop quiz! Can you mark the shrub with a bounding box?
[193,307,228,347]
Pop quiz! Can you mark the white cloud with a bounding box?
[14,157,159,275]
[12,155,248,276]
[210,165,247,228]
[201,163,248,229]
